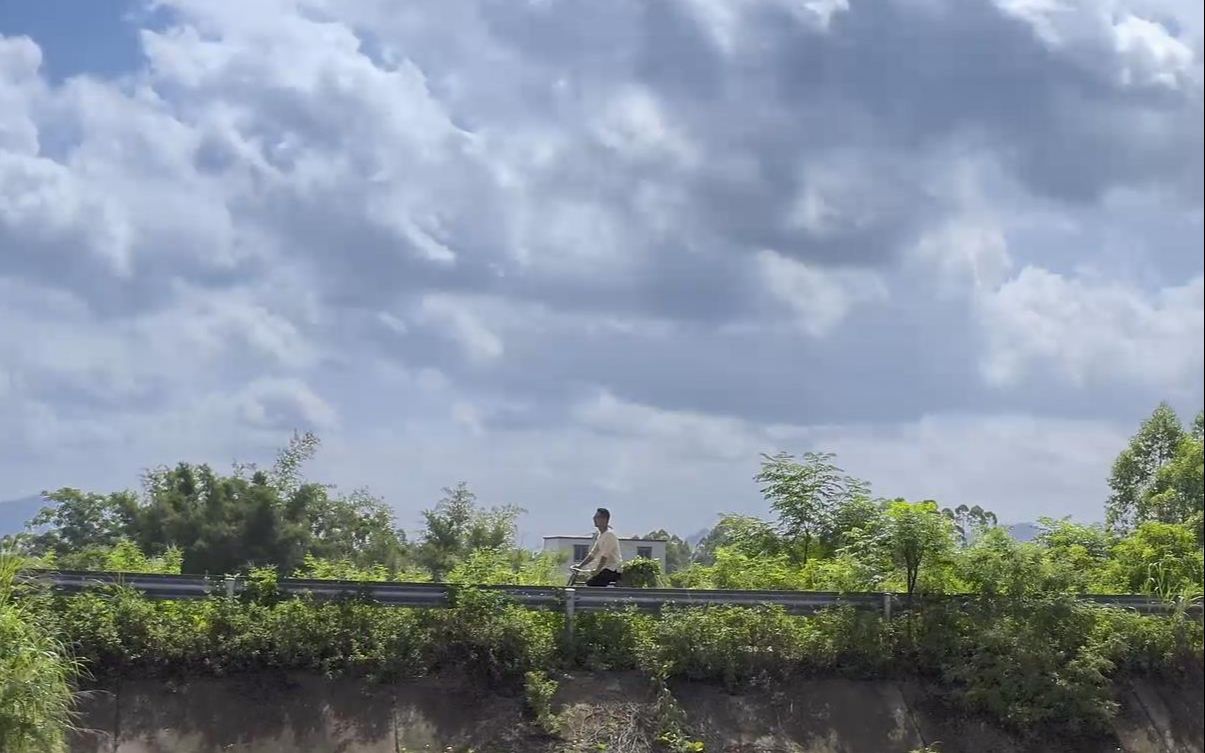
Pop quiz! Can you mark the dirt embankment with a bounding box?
[69,671,1204,753]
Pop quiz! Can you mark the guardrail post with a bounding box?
[564,588,576,648]
[882,592,892,620]
[224,575,236,600]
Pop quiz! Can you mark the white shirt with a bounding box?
[586,528,623,572]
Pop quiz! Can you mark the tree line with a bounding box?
[3,403,1201,598]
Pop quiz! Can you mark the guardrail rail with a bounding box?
[20,569,1201,619]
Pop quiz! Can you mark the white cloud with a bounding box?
[911,218,1014,295]
[0,36,42,153]
[805,413,1131,522]
[979,267,1204,391]
[997,0,1203,91]
[0,0,1201,533]
[309,401,1137,535]
[684,0,850,53]
[756,249,887,336]
[572,390,763,462]
[451,401,485,436]
[236,377,339,431]
[417,294,505,363]
[1113,14,1200,89]
[0,151,133,274]
[593,85,697,166]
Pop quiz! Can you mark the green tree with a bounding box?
[129,463,312,574]
[754,451,870,564]
[1145,433,1204,537]
[268,430,322,498]
[958,527,1051,597]
[689,514,793,566]
[941,504,999,547]
[1035,517,1111,592]
[853,500,955,598]
[1104,521,1204,598]
[828,495,885,549]
[415,482,524,580]
[641,530,692,573]
[711,514,784,558]
[1106,403,1189,533]
[24,489,137,559]
[12,432,417,577]
[305,487,411,571]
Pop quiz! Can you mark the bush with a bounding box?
[649,605,894,688]
[524,670,560,735]
[1105,523,1204,598]
[920,598,1130,734]
[652,606,809,687]
[622,557,662,588]
[53,585,429,680]
[1,554,77,753]
[1090,606,1203,674]
[572,609,656,671]
[429,588,560,684]
[33,578,1205,736]
[446,548,561,586]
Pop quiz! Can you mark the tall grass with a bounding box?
[0,551,77,753]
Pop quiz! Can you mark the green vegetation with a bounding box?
[0,553,77,753]
[1,403,1202,747]
[641,530,693,573]
[17,581,1203,738]
[1107,403,1204,538]
[620,556,662,587]
[524,670,561,736]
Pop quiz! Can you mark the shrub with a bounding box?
[1105,523,1204,598]
[1,554,77,753]
[931,598,1120,734]
[53,584,431,680]
[524,670,560,735]
[648,605,895,687]
[429,588,560,684]
[572,609,656,671]
[1090,607,1203,674]
[35,578,1205,736]
[651,606,809,687]
[622,557,662,588]
[446,548,561,586]
[292,554,390,582]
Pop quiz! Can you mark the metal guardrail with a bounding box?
[18,569,1201,618]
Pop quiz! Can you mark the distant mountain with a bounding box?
[0,494,46,538]
[685,528,711,549]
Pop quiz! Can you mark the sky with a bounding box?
[1,0,1202,542]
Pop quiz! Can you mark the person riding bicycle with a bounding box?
[572,507,623,587]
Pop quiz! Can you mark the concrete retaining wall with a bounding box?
[68,673,1203,753]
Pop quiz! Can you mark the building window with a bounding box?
[637,546,653,560]
[573,544,589,562]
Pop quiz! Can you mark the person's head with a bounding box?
[593,507,611,531]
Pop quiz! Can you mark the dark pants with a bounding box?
[586,568,622,587]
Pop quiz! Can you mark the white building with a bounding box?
[542,534,667,576]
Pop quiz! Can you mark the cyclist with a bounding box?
[571,507,623,587]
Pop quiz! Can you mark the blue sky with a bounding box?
[1,0,1202,540]
[0,0,153,80]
